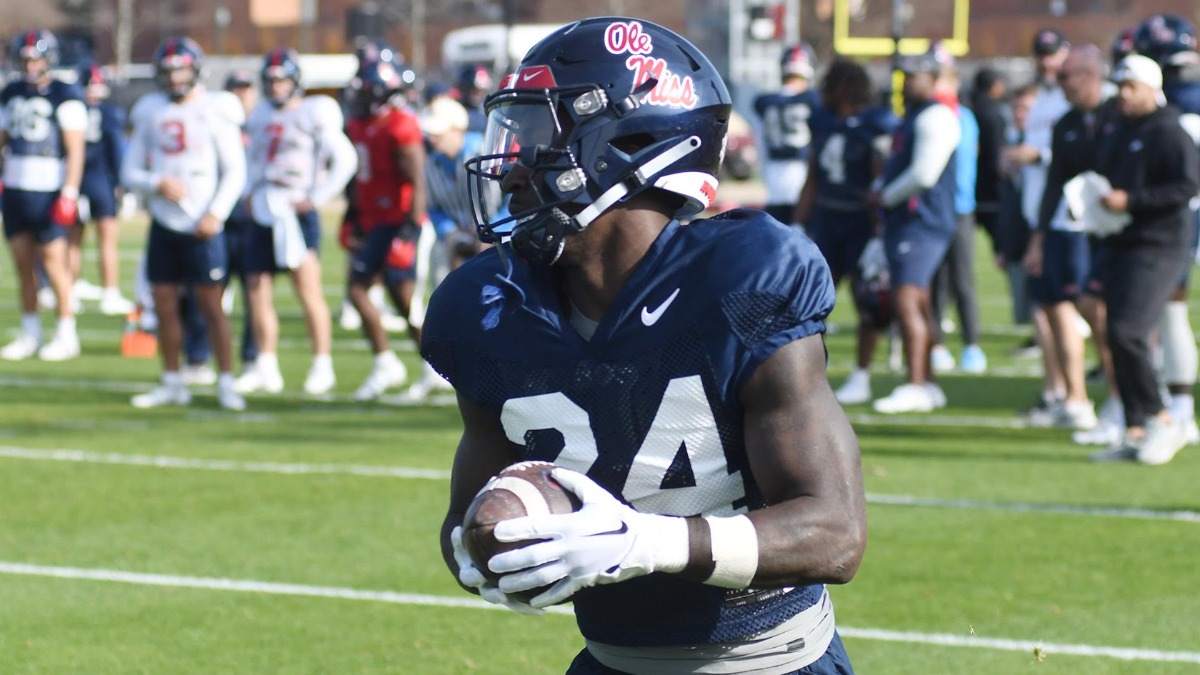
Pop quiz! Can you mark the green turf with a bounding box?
[0,211,1198,673]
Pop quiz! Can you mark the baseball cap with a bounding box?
[419,96,469,137]
[1113,54,1168,105]
[1033,28,1068,55]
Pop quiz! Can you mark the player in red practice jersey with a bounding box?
[344,58,429,401]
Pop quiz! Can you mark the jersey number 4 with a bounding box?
[499,375,746,516]
[818,133,847,185]
[6,96,54,143]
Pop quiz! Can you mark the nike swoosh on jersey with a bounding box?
[640,288,681,326]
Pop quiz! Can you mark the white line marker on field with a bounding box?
[866,493,1200,523]
[1,561,1197,664]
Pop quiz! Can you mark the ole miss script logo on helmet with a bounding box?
[606,20,698,109]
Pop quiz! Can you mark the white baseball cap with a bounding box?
[419,96,469,137]
[1113,54,1168,106]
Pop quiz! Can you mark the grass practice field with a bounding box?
[0,207,1198,674]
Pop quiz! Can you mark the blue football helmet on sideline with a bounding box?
[262,48,302,106]
[780,43,816,80]
[153,36,205,100]
[354,38,396,68]
[1111,26,1137,66]
[352,58,409,117]
[1134,14,1199,68]
[464,17,732,265]
[852,273,893,329]
[78,61,109,99]
[9,29,58,82]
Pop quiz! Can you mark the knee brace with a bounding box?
[1160,301,1198,386]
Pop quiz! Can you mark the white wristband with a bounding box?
[60,186,79,200]
[703,514,759,588]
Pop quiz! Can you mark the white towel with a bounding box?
[251,187,307,270]
[1063,171,1131,238]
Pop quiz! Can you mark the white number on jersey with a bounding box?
[499,375,746,517]
[763,103,811,152]
[6,96,54,143]
[354,142,372,182]
[85,107,103,144]
[819,133,847,185]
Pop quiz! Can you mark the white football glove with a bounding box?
[858,237,887,281]
[449,525,542,615]
[488,468,689,609]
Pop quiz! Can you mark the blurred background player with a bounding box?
[122,36,246,410]
[72,60,134,316]
[794,58,899,404]
[869,47,960,413]
[236,49,356,396]
[754,43,820,226]
[345,58,428,401]
[0,29,86,362]
[1134,13,1200,446]
[453,63,491,133]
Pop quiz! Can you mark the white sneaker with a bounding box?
[338,302,362,331]
[1073,420,1122,446]
[303,361,337,395]
[354,358,408,401]
[834,370,871,405]
[393,364,453,402]
[131,384,191,409]
[218,384,247,411]
[931,345,956,373]
[872,383,936,414]
[37,287,56,310]
[74,279,104,301]
[925,382,947,409]
[1,334,40,361]
[99,290,136,316]
[1024,400,1065,428]
[381,313,410,333]
[1137,417,1187,466]
[1089,441,1138,463]
[1055,401,1098,430]
[1184,418,1199,445]
[182,363,218,386]
[37,333,80,362]
[234,364,284,394]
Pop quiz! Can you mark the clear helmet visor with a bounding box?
[478,97,560,177]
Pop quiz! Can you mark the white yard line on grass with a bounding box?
[0,561,1196,664]
[2,445,1197,523]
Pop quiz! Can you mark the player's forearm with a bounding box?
[61,130,86,193]
[309,131,358,207]
[209,135,247,222]
[120,142,158,195]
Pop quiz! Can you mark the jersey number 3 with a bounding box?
[499,375,746,516]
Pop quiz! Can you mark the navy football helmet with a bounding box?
[9,29,58,82]
[1134,14,1198,68]
[1111,26,1137,65]
[352,58,409,117]
[354,38,396,68]
[780,43,816,80]
[852,273,892,330]
[464,17,732,265]
[153,36,205,100]
[262,48,302,106]
[78,61,109,100]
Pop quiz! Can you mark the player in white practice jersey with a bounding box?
[236,48,357,396]
[121,36,248,411]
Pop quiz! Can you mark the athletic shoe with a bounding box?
[1073,421,1123,446]
[834,370,871,405]
[1137,417,1187,466]
[925,382,948,409]
[1022,393,1063,427]
[0,335,39,361]
[940,317,956,335]
[354,357,408,401]
[338,302,362,331]
[37,287,82,314]
[1089,441,1138,463]
[37,333,80,362]
[931,345,956,373]
[393,366,453,403]
[1054,401,1098,430]
[131,384,191,409]
[234,363,284,394]
[1184,418,1199,445]
[303,361,337,395]
[1085,364,1106,385]
[182,363,218,386]
[99,289,136,316]
[872,383,936,414]
[73,279,104,301]
[381,313,410,333]
[1009,337,1042,359]
[959,345,987,374]
[218,384,247,411]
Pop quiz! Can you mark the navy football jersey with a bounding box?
[810,106,900,213]
[753,89,821,161]
[83,101,126,188]
[0,79,86,191]
[423,209,836,646]
[882,100,957,233]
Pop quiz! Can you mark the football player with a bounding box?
[72,61,134,316]
[1134,14,1200,446]
[344,58,429,401]
[795,58,899,405]
[122,36,247,410]
[753,43,821,225]
[0,29,87,362]
[427,18,864,674]
[235,49,356,396]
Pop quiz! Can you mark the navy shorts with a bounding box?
[145,221,228,286]
[1085,238,1111,296]
[243,210,322,274]
[566,631,855,674]
[1030,230,1089,305]
[80,173,118,220]
[349,224,403,284]
[224,212,256,278]
[2,188,66,243]
[884,220,953,288]
[809,209,874,283]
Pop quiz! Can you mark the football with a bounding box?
[461,461,582,604]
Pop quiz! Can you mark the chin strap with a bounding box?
[574,135,702,229]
